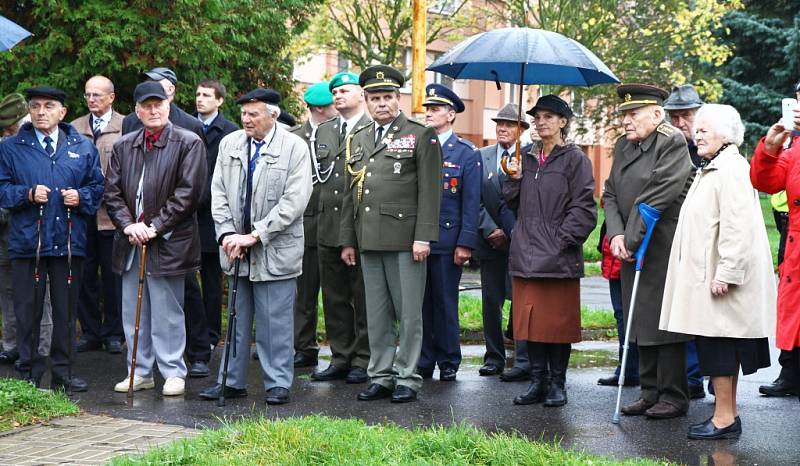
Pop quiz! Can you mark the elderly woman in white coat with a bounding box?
[660,104,776,440]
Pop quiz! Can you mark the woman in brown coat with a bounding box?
[504,95,596,407]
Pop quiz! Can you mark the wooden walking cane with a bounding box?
[127,244,148,399]
[218,258,241,407]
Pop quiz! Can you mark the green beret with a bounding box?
[0,93,27,128]
[303,82,333,107]
[329,72,360,91]
[359,65,404,93]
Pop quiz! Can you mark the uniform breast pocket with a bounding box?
[382,151,415,181]
[316,148,330,161]
[266,167,288,201]
[442,165,463,197]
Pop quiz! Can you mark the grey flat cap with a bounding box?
[491,103,530,129]
[664,84,704,111]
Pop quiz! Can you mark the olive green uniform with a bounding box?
[292,121,321,361]
[315,113,372,369]
[340,112,442,391]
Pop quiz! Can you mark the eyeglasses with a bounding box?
[83,93,109,100]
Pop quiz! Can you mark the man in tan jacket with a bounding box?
[71,75,125,355]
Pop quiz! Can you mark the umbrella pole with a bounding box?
[501,64,526,176]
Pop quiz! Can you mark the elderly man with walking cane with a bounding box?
[603,84,694,420]
[104,81,207,397]
[199,88,311,405]
[0,87,104,391]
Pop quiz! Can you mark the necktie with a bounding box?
[339,121,347,143]
[375,126,384,144]
[92,117,102,140]
[43,136,54,157]
[244,140,266,230]
[203,123,209,134]
[145,133,156,151]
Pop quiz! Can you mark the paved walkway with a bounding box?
[0,414,195,465]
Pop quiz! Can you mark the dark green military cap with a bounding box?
[616,83,669,112]
[359,65,404,93]
[329,72,360,91]
[0,93,27,128]
[303,82,333,107]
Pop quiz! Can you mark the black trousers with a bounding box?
[294,245,320,358]
[76,227,123,345]
[13,257,83,380]
[639,342,689,411]
[200,252,223,345]
[184,272,211,363]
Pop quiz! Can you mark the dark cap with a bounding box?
[526,94,573,119]
[359,65,404,93]
[236,88,282,105]
[617,84,669,112]
[277,108,296,127]
[0,93,28,127]
[663,84,704,111]
[26,87,66,104]
[491,103,529,129]
[794,81,800,93]
[133,81,168,103]
[143,67,178,85]
[423,84,465,113]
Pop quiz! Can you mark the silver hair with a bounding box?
[694,104,745,146]
[266,103,280,117]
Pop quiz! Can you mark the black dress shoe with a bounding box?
[759,378,798,397]
[293,353,318,368]
[77,339,102,352]
[188,361,210,378]
[689,383,706,399]
[500,367,530,382]
[687,416,742,440]
[312,365,349,381]
[417,367,434,379]
[51,376,88,393]
[391,385,417,403]
[0,349,19,365]
[265,387,290,405]
[345,367,368,384]
[478,364,502,376]
[199,384,248,400]
[597,374,639,387]
[439,368,457,382]
[357,383,392,401]
[106,340,123,354]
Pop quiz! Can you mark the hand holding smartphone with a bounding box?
[782,98,798,129]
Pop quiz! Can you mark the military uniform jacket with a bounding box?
[340,112,442,251]
[314,112,372,248]
[292,120,321,247]
[432,132,480,255]
[602,123,693,346]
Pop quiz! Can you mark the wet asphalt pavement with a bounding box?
[2,343,797,466]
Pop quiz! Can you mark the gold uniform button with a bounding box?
[335,173,339,177]
[364,189,370,195]
[334,207,338,211]
[365,207,370,212]
[370,158,374,163]
[446,222,450,227]
[398,213,403,218]
[367,172,372,177]
[334,190,338,195]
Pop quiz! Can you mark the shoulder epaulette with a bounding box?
[656,123,675,137]
[318,116,339,129]
[457,137,476,150]
[406,118,426,128]
[351,123,371,134]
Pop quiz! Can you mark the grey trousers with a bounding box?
[216,276,295,391]
[360,251,426,392]
[0,262,52,355]
[122,249,187,379]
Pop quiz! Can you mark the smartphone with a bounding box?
[782,98,797,129]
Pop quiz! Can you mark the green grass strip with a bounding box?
[0,377,79,432]
[110,415,670,466]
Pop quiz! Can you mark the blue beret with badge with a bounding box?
[422,83,465,113]
[329,72,360,91]
[303,82,333,107]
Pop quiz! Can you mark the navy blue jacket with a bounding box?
[0,123,104,259]
[431,132,480,255]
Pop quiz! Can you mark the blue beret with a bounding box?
[236,88,281,105]
[329,72,360,91]
[303,82,333,107]
[422,84,464,113]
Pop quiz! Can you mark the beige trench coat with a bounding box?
[659,145,776,338]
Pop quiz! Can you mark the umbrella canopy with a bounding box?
[428,27,618,86]
[0,15,31,52]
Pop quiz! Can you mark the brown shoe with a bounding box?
[621,398,656,416]
[644,401,686,419]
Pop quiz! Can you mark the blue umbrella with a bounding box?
[0,15,32,51]
[428,27,618,174]
[428,27,619,86]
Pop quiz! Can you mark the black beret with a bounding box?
[236,88,281,105]
[423,83,465,113]
[26,87,66,104]
[359,65,404,93]
[527,94,573,119]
